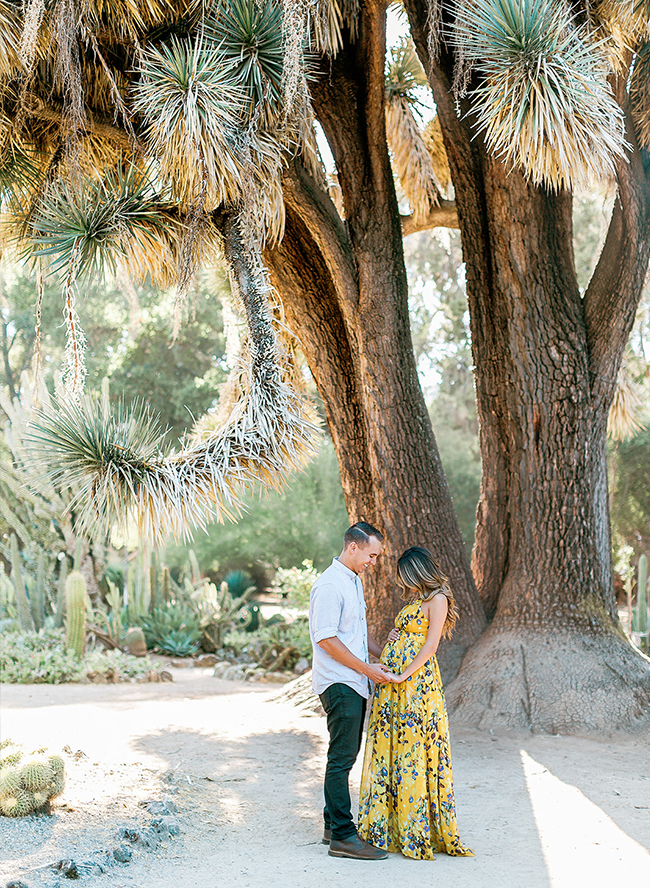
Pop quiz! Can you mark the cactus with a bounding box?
[0,568,16,621]
[19,760,52,791]
[161,565,171,604]
[124,626,147,657]
[188,549,201,586]
[32,549,46,631]
[0,743,66,817]
[55,555,68,629]
[10,534,34,632]
[73,538,84,573]
[0,767,21,797]
[1,789,34,817]
[65,572,88,659]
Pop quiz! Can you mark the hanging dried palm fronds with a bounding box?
[594,0,650,46]
[386,99,442,223]
[451,0,629,190]
[608,365,646,442]
[631,42,650,151]
[422,116,451,195]
[386,38,442,223]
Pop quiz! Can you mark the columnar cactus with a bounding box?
[161,566,171,604]
[55,555,68,629]
[10,534,34,633]
[32,548,46,631]
[0,741,66,817]
[65,571,88,659]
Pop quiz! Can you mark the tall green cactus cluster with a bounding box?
[65,572,88,659]
[0,740,65,817]
[2,534,74,633]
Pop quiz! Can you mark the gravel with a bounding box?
[0,750,181,888]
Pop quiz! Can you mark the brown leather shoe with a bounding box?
[329,833,388,860]
[322,829,331,845]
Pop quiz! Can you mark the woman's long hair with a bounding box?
[397,546,459,640]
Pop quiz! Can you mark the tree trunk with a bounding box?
[262,3,487,681]
[403,0,650,730]
[266,187,486,680]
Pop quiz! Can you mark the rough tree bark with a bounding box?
[403,0,650,731]
[265,1,486,679]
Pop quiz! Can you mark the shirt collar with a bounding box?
[332,556,358,582]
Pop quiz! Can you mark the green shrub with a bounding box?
[224,616,312,671]
[271,561,320,609]
[0,629,153,683]
[1,630,82,683]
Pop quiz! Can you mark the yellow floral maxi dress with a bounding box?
[358,600,473,860]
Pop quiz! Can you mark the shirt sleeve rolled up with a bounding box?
[310,582,343,644]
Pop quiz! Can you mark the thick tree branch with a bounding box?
[310,8,407,316]
[583,99,650,408]
[281,158,358,306]
[401,198,459,234]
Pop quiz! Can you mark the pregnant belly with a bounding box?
[381,636,424,671]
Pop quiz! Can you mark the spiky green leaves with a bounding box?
[29,164,179,398]
[452,0,628,189]
[134,36,245,211]
[29,392,172,540]
[29,164,177,282]
[386,36,429,103]
[207,0,284,125]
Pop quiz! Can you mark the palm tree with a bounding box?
[1,0,649,730]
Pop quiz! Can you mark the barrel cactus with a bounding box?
[0,741,65,817]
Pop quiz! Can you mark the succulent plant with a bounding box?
[0,742,66,817]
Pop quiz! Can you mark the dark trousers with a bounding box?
[319,683,367,842]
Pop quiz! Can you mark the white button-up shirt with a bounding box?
[309,557,370,699]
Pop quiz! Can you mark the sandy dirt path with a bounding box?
[1,669,649,888]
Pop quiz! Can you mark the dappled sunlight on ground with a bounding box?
[1,671,648,888]
[521,749,650,886]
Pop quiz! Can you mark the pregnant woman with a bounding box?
[358,546,473,860]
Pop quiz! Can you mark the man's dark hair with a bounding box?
[344,521,384,548]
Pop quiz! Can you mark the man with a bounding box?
[309,521,393,861]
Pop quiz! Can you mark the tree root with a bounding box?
[446,626,650,734]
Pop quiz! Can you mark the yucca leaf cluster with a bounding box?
[134,37,246,211]
[30,165,179,284]
[206,0,284,124]
[452,0,629,189]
